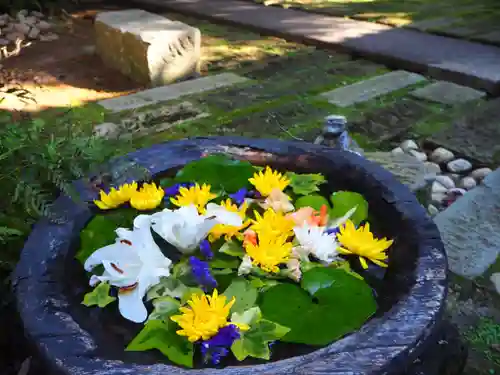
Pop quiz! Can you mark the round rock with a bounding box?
[0,38,8,46]
[491,273,500,295]
[427,204,440,217]
[459,176,477,190]
[435,175,455,190]
[430,147,455,164]
[408,149,427,162]
[6,32,25,42]
[391,146,404,155]
[400,139,419,152]
[424,161,441,175]
[14,22,30,35]
[431,181,448,194]
[447,158,472,173]
[37,20,51,31]
[28,26,40,39]
[470,167,492,181]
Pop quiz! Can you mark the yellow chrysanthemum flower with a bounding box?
[129,182,165,211]
[336,220,393,269]
[244,232,292,273]
[208,199,250,242]
[249,166,290,197]
[170,183,217,213]
[251,208,295,237]
[94,182,138,210]
[171,289,242,342]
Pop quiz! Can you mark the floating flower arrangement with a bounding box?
[78,154,393,368]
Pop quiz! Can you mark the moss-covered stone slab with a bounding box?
[95,9,201,86]
[320,71,426,107]
[349,98,433,143]
[98,73,248,112]
[428,98,500,164]
[410,81,486,105]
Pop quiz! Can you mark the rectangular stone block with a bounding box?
[410,81,486,105]
[434,168,500,278]
[95,9,201,86]
[320,70,426,107]
[98,73,249,112]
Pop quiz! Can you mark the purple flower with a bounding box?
[164,182,195,197]
[325,227,340,236]
[189,256,217,291]
[200,239,213,260]
[201,324,241,365]
[229,188,248,206]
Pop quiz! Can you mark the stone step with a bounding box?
[132,0,500,94]
[434,168,500,279]
[98,72,249,112]
[410,81,486,105]
[319,70,426,107]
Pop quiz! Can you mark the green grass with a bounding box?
[465,318,500,369]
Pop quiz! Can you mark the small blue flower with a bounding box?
[229,188,248,206]
[189,256,217,291]
[164,183,195,197]
[201,324,241,365]
[199,239,213,260]
[325,227,340,236]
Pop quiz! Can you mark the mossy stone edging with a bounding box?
[14,137,448,374]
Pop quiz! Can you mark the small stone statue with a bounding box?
[314,115,364,156]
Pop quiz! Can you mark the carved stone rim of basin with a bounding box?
[12,137,448,375]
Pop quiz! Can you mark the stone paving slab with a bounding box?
[319,70,425,107]
[428,98,500,165]
[98,72,248,112]
[133,0,500,94]
[410,81,486,105]
[434,168,500,279]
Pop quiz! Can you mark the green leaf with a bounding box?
[147,277,188,301]
[181,287,204,304]
[159,177,174,188]
[231,306,262,327]
[211,268,234,275]
[209,257,240,269]
[148,296,181,321]
[126,320,193,367]
[231,319,290,361]
[294,194,330,211]
[223,278,258,314]
[329,191,368,226]
[285,172,326,196]
[260,268,376,345]
[174,154,256,193]
[219,241,245,258]
[249,276,281,292]
[82,282,116,308]
[76,209,137,264]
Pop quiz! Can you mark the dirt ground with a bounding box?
[0,7,144,113]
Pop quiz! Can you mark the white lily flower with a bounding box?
[238,255,253,276]
[84,216,172,323]
[293,224,340,264]
[205,202,243,227]
[150,204,242,253]
[260,188,294,213]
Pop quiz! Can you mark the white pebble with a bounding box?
[459,176,477,190]
[427,204,440,217]
[430,147,455,164]
[431,181,448,194]
[424,161,441,175]
[37,20,51,31]
[39,32,58,42]
[447,158,472,173]
[431,191,446,205]
[23,16,37,26]
[14,22,30,35]
[400,139,419,151]
[6,32,24,42]
[391,147,404,155]
[28,26,40,39]
[30,11,45,18]
[435,175,455,189]
[409,149,427,162]
[470,167,492,181]
[491,273,500,295]
[0,38,8,46]
[17,9,28,18]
